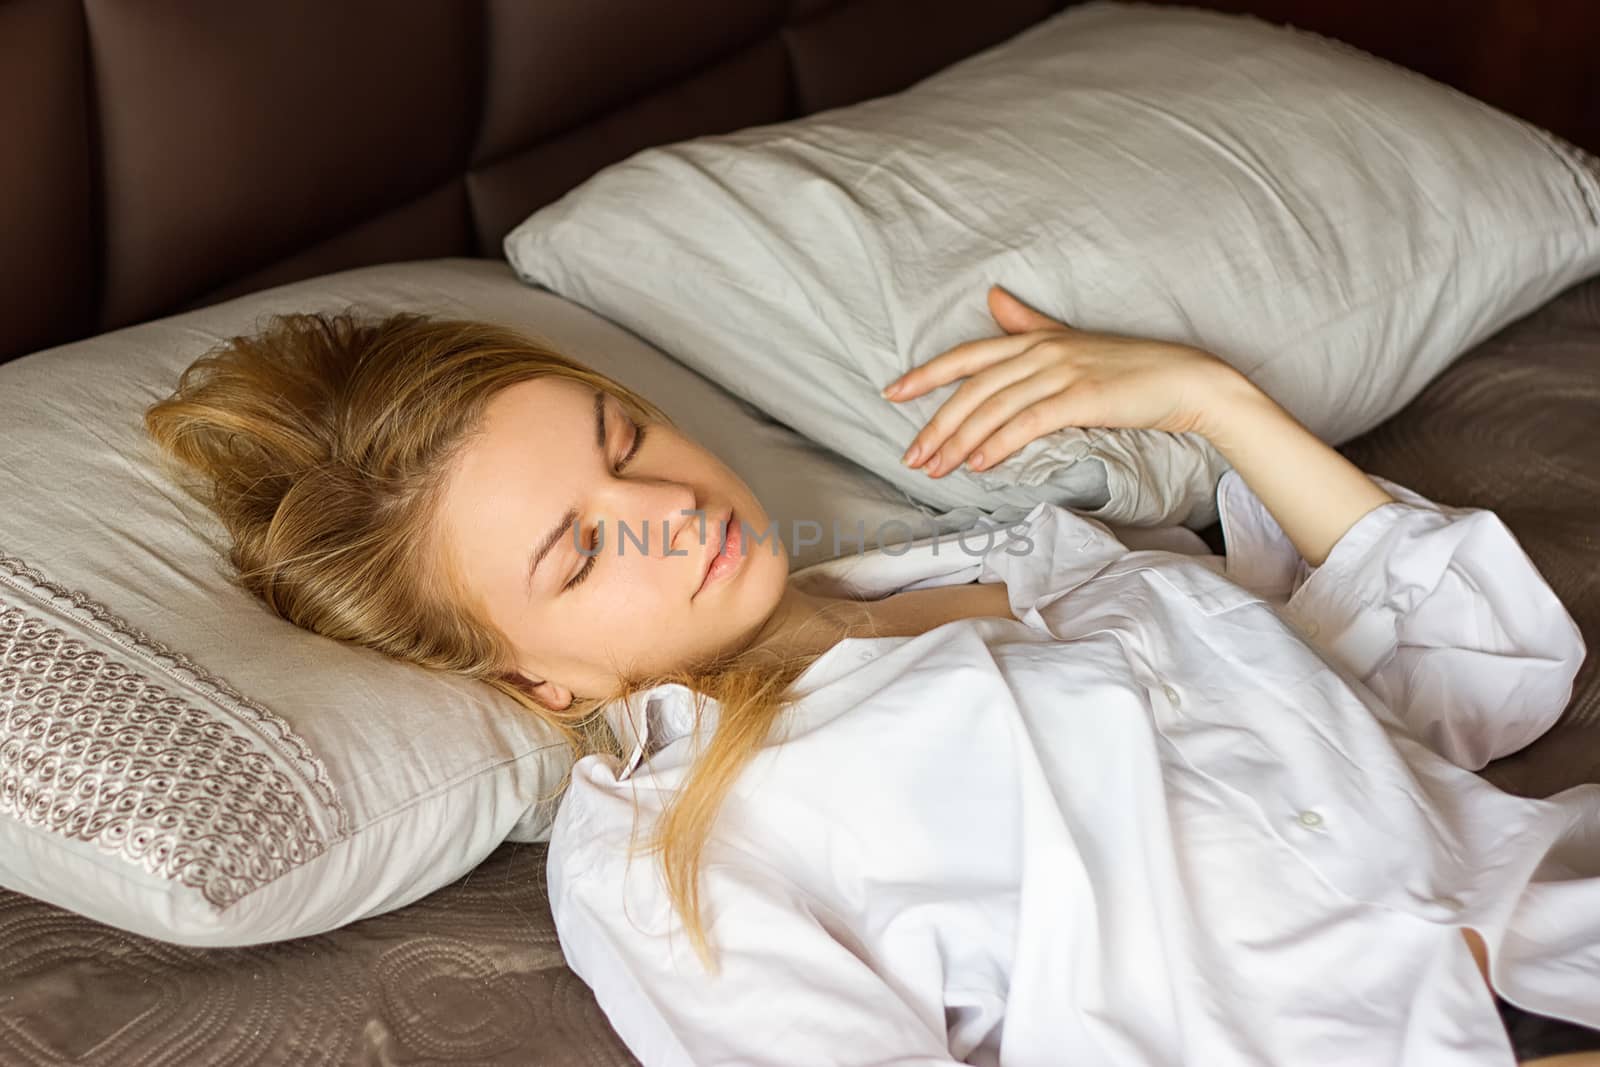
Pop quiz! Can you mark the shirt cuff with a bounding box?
[1216,467,1453,679]
[1279,499,1416,678]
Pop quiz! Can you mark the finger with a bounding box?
[922,369,1072,477]
[883,330,1046,402]
[966,384,1107,472]
[901,347,1055,468]
[989,284,1072,334]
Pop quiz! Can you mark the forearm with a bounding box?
[1196,370,1394,567]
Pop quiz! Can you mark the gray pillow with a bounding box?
[505,0,1600,529]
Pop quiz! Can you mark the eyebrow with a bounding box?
[524,387,606,597]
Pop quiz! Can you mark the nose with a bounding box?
[590,477,700,558]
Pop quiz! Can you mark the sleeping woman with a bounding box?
[143,284,1600,1066]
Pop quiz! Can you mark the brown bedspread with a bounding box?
[1,276,1596,1066]
[1338,276,1600,797]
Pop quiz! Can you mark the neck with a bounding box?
[740,584,880,663]
[740,579,1016,663]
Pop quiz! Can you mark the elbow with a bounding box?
[1393,616,1586,770]
[1526,611,1589,749]
[1471,623,1586,767]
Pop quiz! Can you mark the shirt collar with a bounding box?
[600,498,1166,780]
[605,683,700,781]
[600,508,1049,780]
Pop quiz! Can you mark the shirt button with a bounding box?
[1162,684,1180,705]
[1302,620,1321,639]
[1296,810,1325,829]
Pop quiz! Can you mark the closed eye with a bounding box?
[615,420,647,473]
[565,416,648,592]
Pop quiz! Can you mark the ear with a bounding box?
[988,283,1071,334]
[510,672,574,712]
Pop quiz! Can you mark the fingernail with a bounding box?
[881,381,902,399]
[926,452,943,477]
[901,443,922,467]
[969,451,986,471]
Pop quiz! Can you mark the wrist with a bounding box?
[1189,362,1275,448]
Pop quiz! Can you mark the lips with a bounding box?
[694,507,736,598]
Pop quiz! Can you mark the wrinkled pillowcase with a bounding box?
[505,0,1600,528]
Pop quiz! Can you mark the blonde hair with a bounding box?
[144,309,843,970]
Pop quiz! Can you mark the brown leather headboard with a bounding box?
[3,0,1595,366]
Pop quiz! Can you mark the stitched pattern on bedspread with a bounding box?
[0,553,348,909]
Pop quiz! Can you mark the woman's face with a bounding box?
[436,376,789,710]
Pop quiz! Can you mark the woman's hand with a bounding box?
[887,285,1394,568]
[882,284,1249,478]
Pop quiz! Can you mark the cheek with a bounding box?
[606,547,695,617]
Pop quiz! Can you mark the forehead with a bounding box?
[436,377,594,571]
[433,379,600,633]
[449,376,596,508]
[482,375,595,430]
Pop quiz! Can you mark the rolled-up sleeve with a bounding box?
[1216,468,1586,769]
[547,758,964,1067]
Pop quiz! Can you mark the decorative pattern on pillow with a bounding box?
[0,257,961,947]
[1,553,348,909]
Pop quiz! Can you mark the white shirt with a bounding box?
[546,469,1597,1067]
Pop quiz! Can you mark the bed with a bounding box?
[1,2,1595,1063]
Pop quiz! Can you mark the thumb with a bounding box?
[989,284,1069,334]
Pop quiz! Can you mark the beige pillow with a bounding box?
[0,258,947,946]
